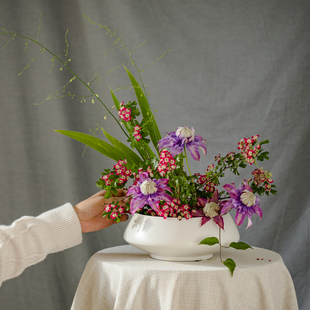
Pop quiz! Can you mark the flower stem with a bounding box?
[184,145,192,176]
[219,226,223,263]
[1,31,129,138]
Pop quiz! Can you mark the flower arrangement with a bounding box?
[1,16,277,275]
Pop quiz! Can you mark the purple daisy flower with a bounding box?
[221,180,262,229]
[193,190,224,229]
[157,126,207,161]
[126,172,172,214]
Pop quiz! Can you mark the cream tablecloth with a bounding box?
[71,245,298,310]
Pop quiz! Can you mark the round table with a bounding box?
[71,245,298,310]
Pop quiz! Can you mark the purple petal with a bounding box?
[201,216,211,226]
[146,197,160,211]
[155,178,170,191]
[126,185,140,196]
[157,135,171,150]
[193,135,207,156]
[235,211,246,226]
[169,144,184,157]
[213,215,224,230]
[138,172,149,183]
[154,191,173,203]
[211,190,219,203]
[246,216,253,229]
[252,205,263,219]
[242,179,252,191]
[186,143,201,161]
[130,195,148,214]
[223,183,236,194]
[229,189,240,200]
[221,202,234,215]
[197,197,208,207]
[192,209,204,217]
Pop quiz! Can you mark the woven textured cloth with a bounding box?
[71,245,298,310]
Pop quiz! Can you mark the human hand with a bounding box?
[73,189,129,233]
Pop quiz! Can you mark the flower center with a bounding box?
[176,126,194,139]
[203,202,220,218]
[140,180,158,195]
[240,190,256,207]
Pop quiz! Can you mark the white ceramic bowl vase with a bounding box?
[124,213,240,261]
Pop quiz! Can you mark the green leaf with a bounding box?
[110,87,122,111]
[223,258,236,276]
[55,130,129,162]
[260,139,270,145]
[229,242,253,250]
[124,66,161,151]
[102,129,142,166]
[199,237,219,246]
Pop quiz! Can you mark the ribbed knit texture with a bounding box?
[0,203,82,286]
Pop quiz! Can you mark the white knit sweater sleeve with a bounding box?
[0,203,82,286]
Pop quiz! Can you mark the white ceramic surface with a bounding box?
[123,213,240,261]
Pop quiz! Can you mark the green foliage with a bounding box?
[229,242,253,250]
[124,66,161,152]
[55,130,132,163]
[199,237,219,246]
[223,258,236,276]
[101,129,142,166]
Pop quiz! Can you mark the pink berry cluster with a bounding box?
[157,149,177,176]
[238,135,261,165]
[206,164,214,172]
[113,159,132,185]
[133,125,142,141]
[156,198,193,220]
[195,173,216,193]
[103,203,126,220]
[251,168,273,191]
[215,154,221,162]
[101,159,132,186]
[118,102,132,122]
[225,151,235,160]
[101,172,115,186]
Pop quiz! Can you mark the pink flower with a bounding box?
[158,126,207,161]
[221,180,262,228]
[193,190,224,229]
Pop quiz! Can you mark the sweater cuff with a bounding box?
[36,203,83,254]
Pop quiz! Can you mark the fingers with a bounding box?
[112,188,128,197]
[90,190,107,198]
[119,214,129,222]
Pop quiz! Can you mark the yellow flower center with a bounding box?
[176,126,194,139]
[240,190,256,207]
[140,180,158,195]
[203,202,220,218]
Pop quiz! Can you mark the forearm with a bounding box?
[0,203,82,286]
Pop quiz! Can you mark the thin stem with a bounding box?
[1,31,129,138]
[183,145,192,176]
[219,226,223,263]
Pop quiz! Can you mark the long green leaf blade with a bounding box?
[102,129,142,166]
[110,87,122,111]
[124,66,161,151]
[55,130,128,162]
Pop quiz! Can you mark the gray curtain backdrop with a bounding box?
[0,0,309,309]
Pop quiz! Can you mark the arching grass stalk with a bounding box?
[184,144,192,176]
[0,30,129,139]
[83,16,170,101]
